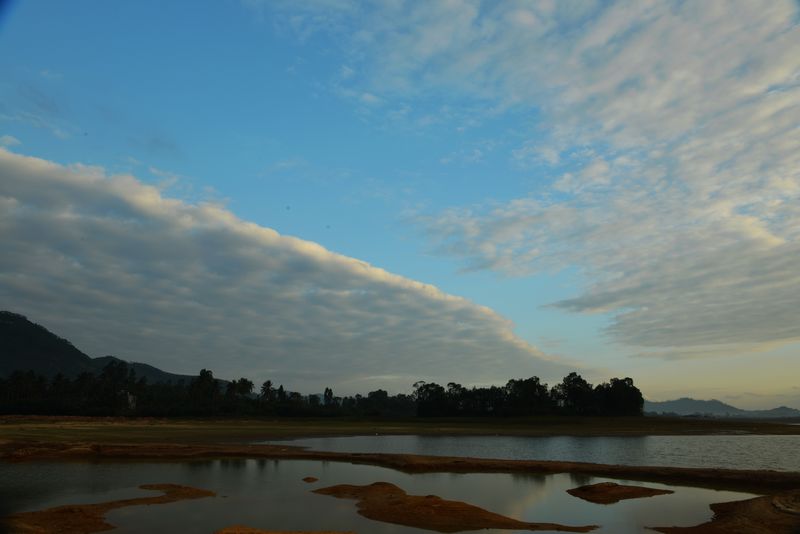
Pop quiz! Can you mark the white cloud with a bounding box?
[0,135,21,147]
[359,92,382,105]
[0,148,572,392]
[266,1,800,357]
[512,143,560,168]
[0,111,71,139]
[39,69,62,80]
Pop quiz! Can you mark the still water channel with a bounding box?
[1,458,756,533]
[267,434,800,471]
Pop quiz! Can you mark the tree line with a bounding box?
[0,361,643,417]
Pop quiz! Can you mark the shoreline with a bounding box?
[3,415,800,445]
[2,438,800,533]
[3,440,799,495]
[3,419,800,532]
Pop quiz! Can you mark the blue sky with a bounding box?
[1,1,799,408]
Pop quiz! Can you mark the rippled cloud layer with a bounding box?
[0,148,571,391]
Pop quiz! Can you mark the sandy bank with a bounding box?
[314,481,597,532]
[650,489,800,533]
[215,527,353,534]
[567,481,674,504]
[3,440,800,533]
[2,440,798,495]
[4,483,214,533]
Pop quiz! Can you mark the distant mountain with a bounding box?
[645,397,800,419]
[0,311,192,383]
[90,355,192,385]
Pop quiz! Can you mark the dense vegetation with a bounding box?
[0,310,643,417]
[0,362,643,418]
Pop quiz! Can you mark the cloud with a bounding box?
[147,166,182,188]
[0,135,20,147]
[39,69,62,80]
[265,1,800,356]
[0,148,572,392]
[440,140,495,166]
[0,110,72,139]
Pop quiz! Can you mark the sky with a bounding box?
[1,0,799,409]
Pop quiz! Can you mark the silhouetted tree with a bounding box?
[594,377,644,416]
[505,377,552,416]
[413,381,447,417]
[188,369,220,415]
[0,364,645,419]
[260,380,273,401]
[552,372,595,415]
[446,382,466,415]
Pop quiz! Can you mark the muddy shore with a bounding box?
[2,439,800,533]
[215,529,353,534]
[313,481,597,532]
[2,440,798,494]
[5,483,215,533]
[566,481,674,504]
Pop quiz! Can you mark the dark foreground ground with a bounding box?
[2,416,800,533]
[2,414,799,444]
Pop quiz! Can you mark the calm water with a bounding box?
[0,459,754,533]
[267,434,800,472]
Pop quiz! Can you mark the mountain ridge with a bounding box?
[0,310,192,384]
[644,397,800,418]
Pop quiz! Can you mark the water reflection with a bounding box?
[269,434,800,471]
[0,459,755,534]
[569,472,594,487]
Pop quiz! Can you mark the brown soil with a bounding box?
[313,481,597,532]
[567,481,674,504]
[772,492,800,515]
[650,489,800,533]
[215,527,353,534]
[4,483,215,533]
[302,476,319,483]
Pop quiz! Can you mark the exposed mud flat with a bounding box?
[313,481,597,532]
[4,483,215,533]
[3,440,800,533]
[567,481,674,504]
[650,489,800,533]
[3,440,799,495]
[215,527,353,534]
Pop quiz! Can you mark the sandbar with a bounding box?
[650,489,800,533]
[2,440,797,494]
[313,481,597,532]
[567,481,674,504]
[4,483,215,533]
[215,527,353,534]
[2,439,800,533]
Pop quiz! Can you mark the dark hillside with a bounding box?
[0,311,96,378]
[0,311,190,383]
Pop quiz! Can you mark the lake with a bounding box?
[266,434,800,471]
[0,458,755,533]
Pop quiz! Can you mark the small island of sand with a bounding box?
[215,527,353,534]
[313,481,597,533]
[5,484,215,534]
[567,481,674,504]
